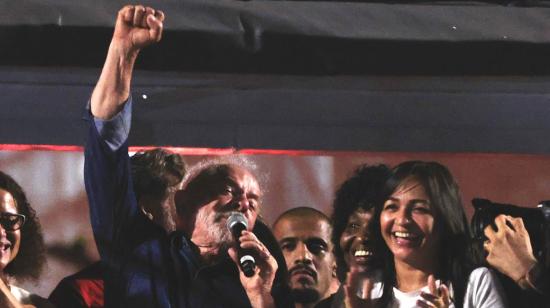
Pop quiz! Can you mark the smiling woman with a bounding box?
[374,161,506,308]
[315,164,390,308]
[331,164,391,283]
[0,171,52,307]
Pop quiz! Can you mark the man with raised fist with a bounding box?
[84,5,290,307]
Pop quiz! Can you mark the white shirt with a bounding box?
[388,267,507,308]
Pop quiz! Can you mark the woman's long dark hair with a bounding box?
[375,161,475,308]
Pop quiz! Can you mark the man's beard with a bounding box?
[197,209,234,257]
[290,288,320,304]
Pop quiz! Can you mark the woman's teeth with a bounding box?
[393,231,415,238]
[354,249,372,257]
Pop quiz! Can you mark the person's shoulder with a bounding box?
[29,294,57,308]
[465,267,507,308]
[469,266,491,277]
[467,266,503,291]
[10,285,31,301]
[11,285,56,308]
[468,266,497,283]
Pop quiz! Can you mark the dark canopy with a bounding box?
[1,0,550,153]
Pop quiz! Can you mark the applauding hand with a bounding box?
[418,275,451,308]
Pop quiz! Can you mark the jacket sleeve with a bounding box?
[83,98,138,264]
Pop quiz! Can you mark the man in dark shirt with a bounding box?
[49,148,186,307]
[273,207,338,308]
[84,5,289,307]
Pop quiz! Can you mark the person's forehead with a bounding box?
[277,215,331,240]
[348,207,374,221]
[0,189,18,213]
[225,166,260,192]
[392,177,427,198]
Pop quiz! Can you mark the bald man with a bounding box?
[273,207,338,308]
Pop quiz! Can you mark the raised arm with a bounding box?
[85,1,165,265]
[91,5,164,120]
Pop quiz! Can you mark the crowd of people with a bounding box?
[0,4,547,308]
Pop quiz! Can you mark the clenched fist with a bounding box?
[113,5,165,55]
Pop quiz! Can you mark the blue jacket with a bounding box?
[83,99,291,307]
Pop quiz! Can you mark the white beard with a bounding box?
[196,209,234,253]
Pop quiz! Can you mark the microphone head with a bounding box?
[226,212,256,277]
[226,211,248,233]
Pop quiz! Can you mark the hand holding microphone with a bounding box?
[227,212,257,277]
[227,212,278,307]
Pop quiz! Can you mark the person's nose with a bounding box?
[395,208,411,226]
[234,193,250,213]
[295,242,313,264]
[358,222,371,240]
[0,223,7,237]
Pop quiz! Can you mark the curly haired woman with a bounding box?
[0,171,51,308]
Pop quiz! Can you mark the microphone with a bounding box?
[226,212,256,277]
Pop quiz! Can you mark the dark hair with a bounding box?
[0,171,46,281]
[376,161,475,307]
[131,148,186,201]
[331,164,391,281]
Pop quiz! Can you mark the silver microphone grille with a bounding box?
[226,211,248,230]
